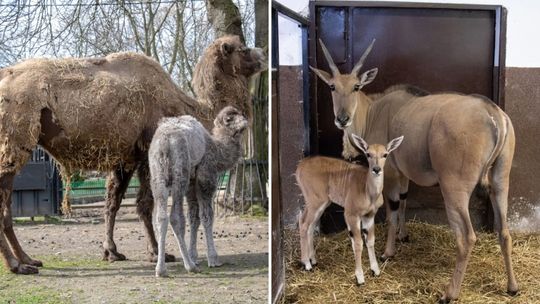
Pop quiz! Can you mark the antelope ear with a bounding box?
[221,42,234,56]
[350,133,369,155]
[310,66,332,86]
[359,68,378,86]
[386,136,404,153]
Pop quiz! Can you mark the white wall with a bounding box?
[277,0,540,67]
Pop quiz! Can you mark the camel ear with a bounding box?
[310,66,332,86]
[359,68,378,86]
[386,136,404,153]
[221,42,234,56]
[350,134,369,155]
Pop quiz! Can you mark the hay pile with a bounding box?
[283,221,540,303]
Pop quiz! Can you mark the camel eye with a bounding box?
[354,84,361,91]
[329,84,335,91]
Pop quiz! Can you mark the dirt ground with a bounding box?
[0,200,268,304]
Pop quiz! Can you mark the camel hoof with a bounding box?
[11,264,39,275]
[105,250,126,262]
[187,265,201,273]
[208,261,223,268]
[507,289,519,296]
[27,259,43,267]
[149,253,176,263]
[155,269,168,277]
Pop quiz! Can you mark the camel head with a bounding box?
[213,105,248,137]
[217,35,266,78]
[310,39,378,129]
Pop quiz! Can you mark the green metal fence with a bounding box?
[66,177,140,201]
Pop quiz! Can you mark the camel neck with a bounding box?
[211,131,243,172]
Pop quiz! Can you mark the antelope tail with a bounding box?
[480,107,509,187]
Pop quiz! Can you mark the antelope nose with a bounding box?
[372,166,381,175]
[336,114,350,126]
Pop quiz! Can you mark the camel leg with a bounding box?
[345,211,365,285]
[4,199,42,267]
[195,175,221,267]
[137,160,175,263]
[152,180,169,277]
[186,183,200,264]
[439,179,477,303]
[0,173,38,274]
[169,187,199,273]
[488,138,518,295]
[102,167,134,262]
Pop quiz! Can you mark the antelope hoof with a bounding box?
[371,269,380,277]
[398,235,410,243]
[379,254,391,262]
[355,279,365,287]
[438,297,452,304]
[11,263,39,275]
[309,258,318,267]
[507,289,519,296]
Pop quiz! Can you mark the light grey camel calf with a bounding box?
[149,106,248,277]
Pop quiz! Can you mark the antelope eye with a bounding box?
[366,153,372,158]
[354,84,361,91]
[329,84,336,91]
[382,153,388,158]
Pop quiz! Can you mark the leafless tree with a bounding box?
[0,0,256,95]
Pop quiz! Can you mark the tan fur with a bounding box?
[311,39,518,301]
[296,137,401,285]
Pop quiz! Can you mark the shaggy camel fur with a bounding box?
[297,135,403,285]
[149,106,247,277]
[0,35,264,274]
[192,35,265,124]
[311,39,517,302]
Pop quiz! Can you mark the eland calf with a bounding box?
[296,135,403,285]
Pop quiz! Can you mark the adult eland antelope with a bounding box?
[310,39,517,302]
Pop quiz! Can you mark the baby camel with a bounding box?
[296,134,403,285]
[149,106,248,277]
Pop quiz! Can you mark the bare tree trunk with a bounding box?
[205,0,245,43]
[255,0,268,49]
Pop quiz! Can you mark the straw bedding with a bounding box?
[283,221,540,303]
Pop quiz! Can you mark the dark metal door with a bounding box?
[11,148,62,217]
[309,2,506,231]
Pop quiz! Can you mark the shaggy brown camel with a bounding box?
[310,39,517,302]
[0,35,265,274]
